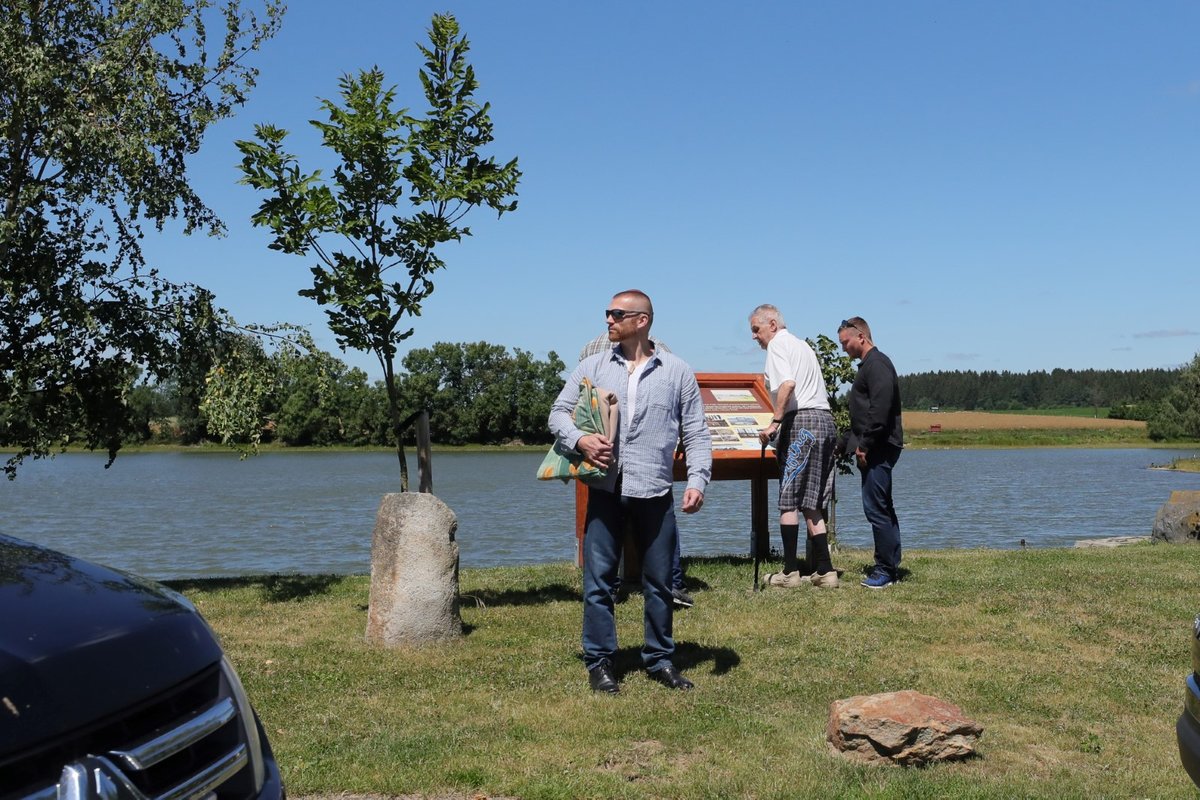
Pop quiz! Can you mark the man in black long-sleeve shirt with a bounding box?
[838,317,904,588]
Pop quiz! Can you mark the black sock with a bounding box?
[781,524,800,573]
[811,533,832,574]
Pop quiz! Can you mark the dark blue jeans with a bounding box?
[615,526,684,591]
[860,445,902,577]
[582,488,676,673]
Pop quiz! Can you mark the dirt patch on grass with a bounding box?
[903,410,1145,431]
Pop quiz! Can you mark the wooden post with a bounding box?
[575,481,588,566]
[416,411,433,494]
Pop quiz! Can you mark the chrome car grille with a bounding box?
[2,664,262,800]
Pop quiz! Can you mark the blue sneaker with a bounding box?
[861,570,896,589]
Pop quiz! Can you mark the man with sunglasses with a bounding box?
[749,304,840,590]
[837,316,904,589]
[550,290,712,693]
[579,333,695,608]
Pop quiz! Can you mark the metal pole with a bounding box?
[753,441,766,591]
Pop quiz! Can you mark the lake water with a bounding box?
[2,448,1198,580]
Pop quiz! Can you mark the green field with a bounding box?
[179,544,1200,799]
[904,426,1154,449]
[981,406,1111,418]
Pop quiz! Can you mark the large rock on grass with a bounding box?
[827,690,983,766]
[366,492,462,647]
[1152,490,1200,544]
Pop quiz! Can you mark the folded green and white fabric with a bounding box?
[537,377,617,485]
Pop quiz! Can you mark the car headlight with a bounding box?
[221,655,267,794]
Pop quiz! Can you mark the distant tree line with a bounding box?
[898,367,1179,418]
[898,361,1200,440]
[46,341,566,450]
[11,345,1199,453]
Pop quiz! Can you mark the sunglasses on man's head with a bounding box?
[606,308,648,321]
[839,319,861,333]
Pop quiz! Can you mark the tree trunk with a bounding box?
[383,371,409,492]
[396,438,409,492]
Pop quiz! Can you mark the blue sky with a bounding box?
[144,1,1200,380]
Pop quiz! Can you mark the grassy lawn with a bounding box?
[175,545,1200,799]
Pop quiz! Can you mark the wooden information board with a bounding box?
[574,373,774,567]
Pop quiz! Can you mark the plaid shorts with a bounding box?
[775,408,836,513]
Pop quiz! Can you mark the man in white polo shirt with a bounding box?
[749,303,839,589]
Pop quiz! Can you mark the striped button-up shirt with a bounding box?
[549,345,712,498]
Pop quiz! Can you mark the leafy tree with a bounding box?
[808,333,857,543]
[122,382,173,443]
[401,341,508,444]
[334,373,392,447]
[237,14,520,489]
[1148,354,1200,440]
[267,334,383,446]
[807,334,856,472]
[0,0,282,477]
[200,330,274,449]
[504,348,568,443]
[399,342,563,446]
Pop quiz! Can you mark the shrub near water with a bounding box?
[179,546,1198,799]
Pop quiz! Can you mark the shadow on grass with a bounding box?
[164,574,349,603]
[461,582,580,608]
[684,554,754,568]
[597,642,741,681]
[850,562,912,583]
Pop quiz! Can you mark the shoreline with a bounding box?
[8,438,1200,456]
[4,408,1196,457]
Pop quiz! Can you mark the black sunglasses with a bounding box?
[606,308,648,321]
[838,319,861,333]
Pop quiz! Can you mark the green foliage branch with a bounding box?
[1147,353,1200,440]
[237,13,520,490]
[0,0,283,478]
[807,333,856,474]
[807,333,857,543]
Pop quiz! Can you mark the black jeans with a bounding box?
[859,444,902,577]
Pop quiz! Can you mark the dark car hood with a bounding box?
[0,534,223,754]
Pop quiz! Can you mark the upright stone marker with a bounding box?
[366,492,462,647]
[1152,490,1200,544]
